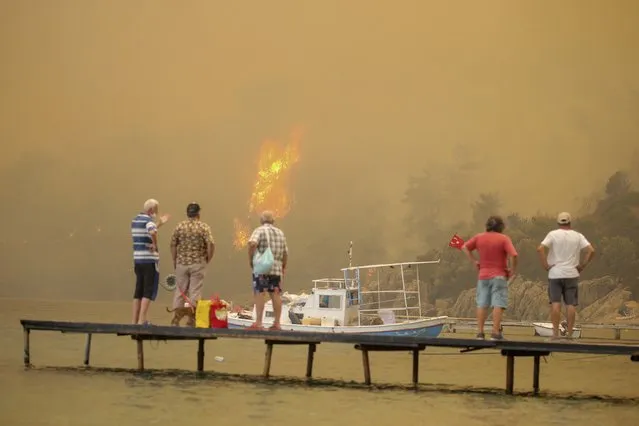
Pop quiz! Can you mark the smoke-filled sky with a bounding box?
[1,1,638,301]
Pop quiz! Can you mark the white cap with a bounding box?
[557,212,571,225]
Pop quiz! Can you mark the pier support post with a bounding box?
[532,355,540,395]
[23,328,31,367]
[263,342,274,378]
[197,339,205,372]
[505,355,515,395]
[136,338,144,372]
[83,333,93,367]
[412,349,419,387]
[354,343,426,386]
[361,348,371,385]
[306,344,316,379]
[262,340,320,380]
[501,350,549,395]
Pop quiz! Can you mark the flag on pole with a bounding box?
[448,233,465,250]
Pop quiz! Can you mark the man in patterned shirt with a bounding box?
[247,210,289,330]
[170,202,215,326]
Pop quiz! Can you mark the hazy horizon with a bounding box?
[1,1,638,301]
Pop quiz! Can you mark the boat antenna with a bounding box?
[348,241,353,268]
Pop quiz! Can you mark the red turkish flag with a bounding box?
[448,233,465,250]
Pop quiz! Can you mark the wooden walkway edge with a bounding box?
[20,319,639,396]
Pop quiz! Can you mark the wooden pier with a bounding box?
[20,319,639,396]
[444,318,639,340]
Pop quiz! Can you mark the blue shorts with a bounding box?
[476,277,508,309]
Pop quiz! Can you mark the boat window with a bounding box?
[319,295,342,309]
[349,290,359,306]
[265,311,275,318]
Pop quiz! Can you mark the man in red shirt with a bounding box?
[462,216,518,340]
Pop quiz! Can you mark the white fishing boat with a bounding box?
[228,258,448,337]
[533,321,582,339]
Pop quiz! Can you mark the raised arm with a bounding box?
[157,214,171,229]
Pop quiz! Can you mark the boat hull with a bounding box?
[227,316,447,338]
[533,322,582,339]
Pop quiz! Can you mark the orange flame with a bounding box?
[233,128,302,250]
[232,218,251,251]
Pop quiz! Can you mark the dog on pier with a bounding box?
[166,306,195,327]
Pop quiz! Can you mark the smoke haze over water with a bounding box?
[1,1,638,301]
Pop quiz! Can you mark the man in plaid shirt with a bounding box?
[247,210,289,330]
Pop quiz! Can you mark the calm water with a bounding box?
[1,298,638,426]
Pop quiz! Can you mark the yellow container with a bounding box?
[195,300,212,328]
[302,317,321,326]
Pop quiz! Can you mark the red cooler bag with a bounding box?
[209,295,229,328]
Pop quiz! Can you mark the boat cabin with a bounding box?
[255,278,360,327]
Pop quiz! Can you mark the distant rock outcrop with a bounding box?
[440,275,634,322]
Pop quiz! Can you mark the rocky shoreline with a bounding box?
[427,276,638,323]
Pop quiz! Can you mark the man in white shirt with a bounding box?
[537,212,595,340]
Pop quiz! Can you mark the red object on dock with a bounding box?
[209,295,229,329]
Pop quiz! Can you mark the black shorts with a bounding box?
[252,274,282,294]
[548,278,579,306]
[134,262,159,301]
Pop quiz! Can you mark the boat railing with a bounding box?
[339,260,440,272]
[312,278,358,290]
[357,293,420,309]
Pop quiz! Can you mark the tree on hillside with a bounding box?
[605,171,631,197]
[403,170,447,246]
[597,236,639,284]
[403,144,484,251]
[408,169,639,303]
[471,192,502,228]
[594,171,639,243]
[416,246,477,301]
[575,190,604,216]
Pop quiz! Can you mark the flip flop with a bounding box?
[247,323,264,330]
[268,325,282,331]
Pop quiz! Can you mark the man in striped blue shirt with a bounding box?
[131,198,170,325]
